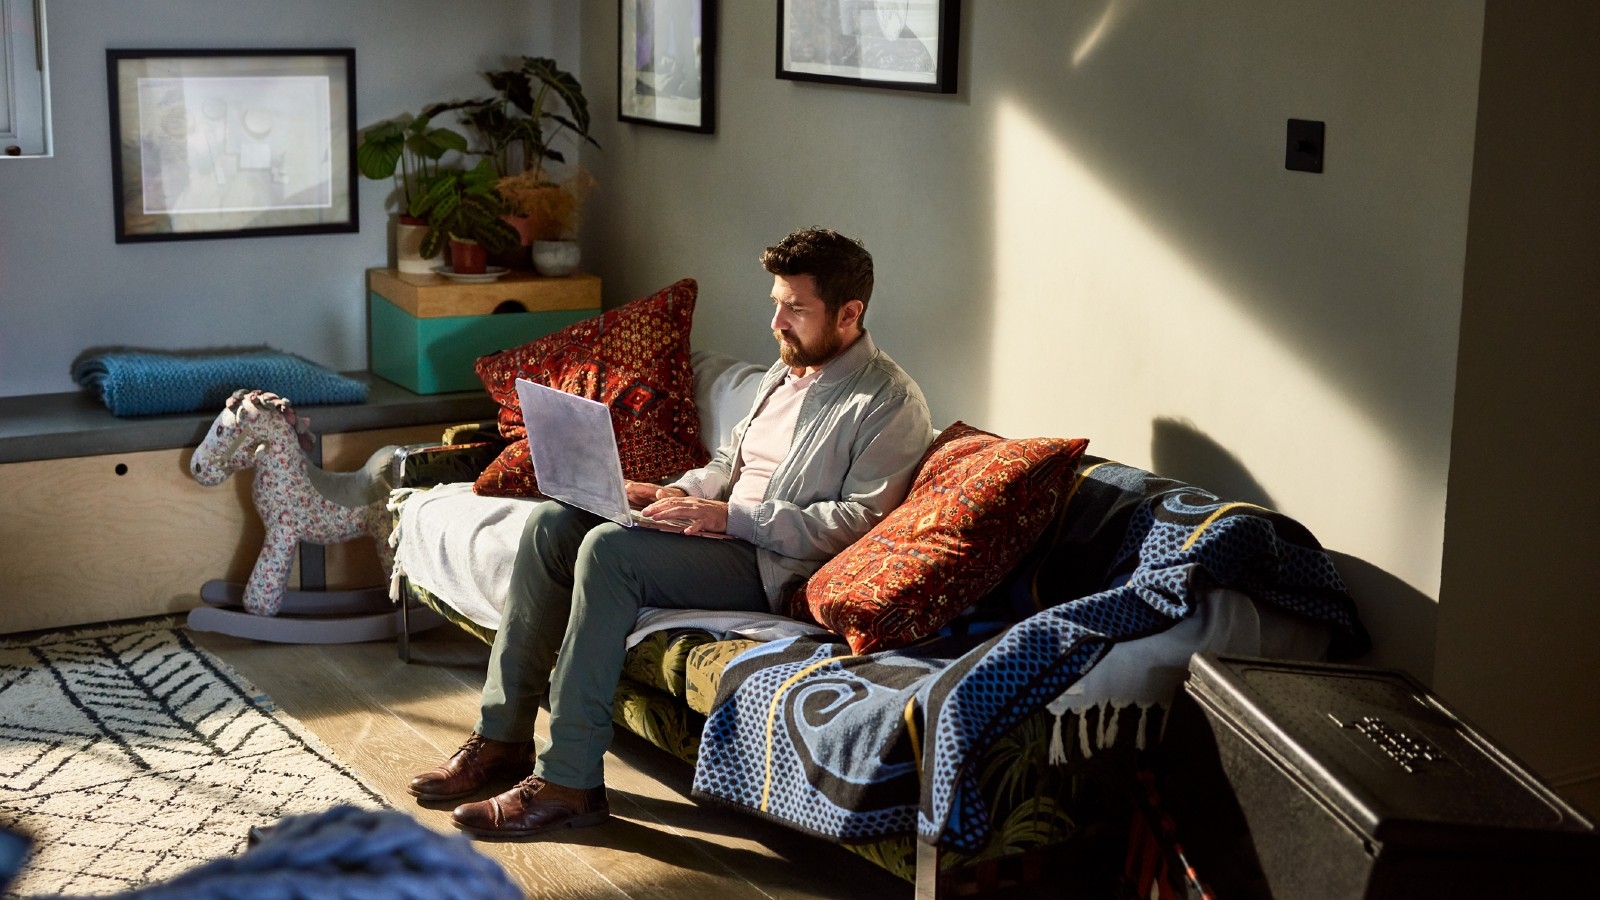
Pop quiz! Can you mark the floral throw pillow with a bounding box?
[801,422,1089,654]
[471,278,709,497]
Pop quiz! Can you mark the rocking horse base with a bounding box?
[187,579,446,644]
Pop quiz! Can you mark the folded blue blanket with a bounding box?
[73,348,368,417]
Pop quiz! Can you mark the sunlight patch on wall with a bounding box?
[1072,0,1126,68]
[987,98,1443,599]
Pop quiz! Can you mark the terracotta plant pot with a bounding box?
[450,239,488,275]
[489,215,535,270]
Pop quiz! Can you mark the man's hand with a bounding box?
[625,483,686,509]
[641,494,728,536]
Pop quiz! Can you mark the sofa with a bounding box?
[376,278,1366,895]
[384,353,1363,890]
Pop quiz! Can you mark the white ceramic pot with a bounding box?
[531,240,581,277]
[395,217,441,274]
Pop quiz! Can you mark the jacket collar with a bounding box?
[801,330,877,386]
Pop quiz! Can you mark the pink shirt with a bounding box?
[728,369,820,513]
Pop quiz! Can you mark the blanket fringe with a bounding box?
[1047,700,1169,764]
[385,489,421,602]
[389,562,405,603]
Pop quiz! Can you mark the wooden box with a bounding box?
[367,268,600,394]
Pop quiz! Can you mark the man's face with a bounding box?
[771,273,846,369]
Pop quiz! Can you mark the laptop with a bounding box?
[515,378,727,537]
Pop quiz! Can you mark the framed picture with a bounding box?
[107,48,357,243]
[777,0,958,93]
[619,0,716,133]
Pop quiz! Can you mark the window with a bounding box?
[1,0,51,158]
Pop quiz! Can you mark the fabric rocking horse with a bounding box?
[186,388,413,643]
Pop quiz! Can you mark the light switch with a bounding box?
[1286,119,1325,173]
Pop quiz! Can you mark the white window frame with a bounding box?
[1,0,51,158]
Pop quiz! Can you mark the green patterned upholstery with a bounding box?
[621,629,721,700]
[612,678,705,765]
[392,437,506,489]
[399,577,497,645]
[685,639,761,716]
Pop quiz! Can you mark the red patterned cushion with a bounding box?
[802,422,1088,654]
[472,278,709,497]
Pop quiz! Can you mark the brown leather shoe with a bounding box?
[408,733,534,801]
[451,775,610,838]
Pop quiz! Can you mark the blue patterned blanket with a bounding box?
[72,348,368,416]
[691,459,1369,851]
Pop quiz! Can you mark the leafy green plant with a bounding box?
[429,56,599,180]
[409,159,520,258]
[355,111,469,219]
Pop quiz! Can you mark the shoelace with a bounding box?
[514,775,547,804]
[451,733,490,763]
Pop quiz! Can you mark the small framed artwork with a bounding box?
[777,0,959,94]
[619,0,717,134]
[106,48,358,243]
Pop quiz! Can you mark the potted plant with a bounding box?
[356,111,469,273]
[496,168,595,274]
[409,159,520,275]
[428,56,600,273]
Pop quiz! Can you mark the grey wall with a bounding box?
[0,0,574,397]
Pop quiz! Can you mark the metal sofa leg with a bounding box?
[398,584,412,664]
[915,839,939,900]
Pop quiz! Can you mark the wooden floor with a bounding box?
[190,622,920,900]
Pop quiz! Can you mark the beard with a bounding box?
[775,325,845,368]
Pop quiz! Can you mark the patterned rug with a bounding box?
[0,620,384,897]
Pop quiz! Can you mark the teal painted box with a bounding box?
[367,269,600,394]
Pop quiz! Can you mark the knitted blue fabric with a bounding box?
[73,349,368,417]
[95,806,522,900]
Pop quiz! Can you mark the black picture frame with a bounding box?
[776,0,958,94]
[107,48,358,243]
[618,0,717,134]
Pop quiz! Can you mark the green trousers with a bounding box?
[476,501,767,789]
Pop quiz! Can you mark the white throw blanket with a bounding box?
[390,483,539,631]
[389,482,829,646]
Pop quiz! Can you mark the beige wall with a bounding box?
[581,3,1482,670]
[580,1,1600,815]
[1440,0,1600,816]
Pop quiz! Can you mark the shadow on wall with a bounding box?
[1150,417,1437,681]
[1150,417,1277,510]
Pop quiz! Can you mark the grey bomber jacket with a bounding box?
[668,332,934,613]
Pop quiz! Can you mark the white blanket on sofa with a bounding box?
[390,481,830,646]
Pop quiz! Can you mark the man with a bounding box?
[409,228,934,838]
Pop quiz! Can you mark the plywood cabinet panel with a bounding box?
[1,446,258,632]
[0,422,455,634]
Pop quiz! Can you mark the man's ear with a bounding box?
[837,298,865,331]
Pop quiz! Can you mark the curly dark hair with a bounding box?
[760,228,873,323]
